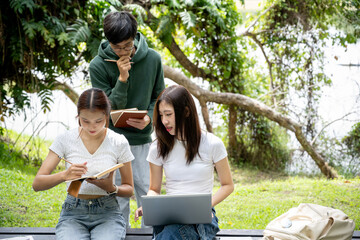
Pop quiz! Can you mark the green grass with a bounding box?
[215,172,360,229]
[0,168,66,227]
[1,131,359,230]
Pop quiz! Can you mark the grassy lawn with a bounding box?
[0,131,359,230]
[215,169,360,230]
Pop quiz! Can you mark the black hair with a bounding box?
[77,88,111,128]
[153,85,201,164]
[103,11,138,44]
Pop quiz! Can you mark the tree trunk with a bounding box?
[163,65,338,179]
[199,100,213,133]
[228,105,238,160]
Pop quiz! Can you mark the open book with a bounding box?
[67,163,124,197]
[67,163,124,182]
[110,108,148,128]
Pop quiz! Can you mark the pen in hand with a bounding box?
[58,156,72,165]
[105,59,134,64]
[104,59,117,62]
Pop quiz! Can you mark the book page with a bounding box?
[111,108,138,114]
[110,111,123,124]
[93,163,124,178]
[67,163,124,182]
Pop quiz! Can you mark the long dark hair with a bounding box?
[77,88,111,128]
[153,85,201,164]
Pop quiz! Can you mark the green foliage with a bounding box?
[341,0,360,42]
[67,19,92,46]
[337,122,360,176]
[125,0,360,170]
[136,0,292,169]
[2,0,360,173]
[0,129,54,169]
[231,113,291,170]
[343,122,360,157]
[316,134,359,178]
[123,4,147,25]
[255,0,359,139]
[0,0,115,119]
[143,0,246,89]
[1,84,31,118]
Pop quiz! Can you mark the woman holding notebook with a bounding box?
[32,88,134,240]
[135,85,234,239]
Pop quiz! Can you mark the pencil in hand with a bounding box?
[104,59,118,62]
[105,59,134,64]
[58,156,72,165]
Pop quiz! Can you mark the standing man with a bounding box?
[89,11,165,228]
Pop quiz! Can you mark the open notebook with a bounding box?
[141,193,212,226]
[66,163,124,182]
[66,163,124,197]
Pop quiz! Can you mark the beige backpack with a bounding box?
[263,203,355,240]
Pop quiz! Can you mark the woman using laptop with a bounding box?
[135,85,234,239]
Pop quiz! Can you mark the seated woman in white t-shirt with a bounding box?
[32,88,134,240]
[135,85,234,240]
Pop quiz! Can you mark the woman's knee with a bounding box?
[155,224,198,240]
[56,219,89,240]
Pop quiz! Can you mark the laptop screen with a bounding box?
[141,193,212,226]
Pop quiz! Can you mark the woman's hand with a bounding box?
[134,206,143,222]
[86,171,116,193]
[33,150,81,191]
[63,162,88,181]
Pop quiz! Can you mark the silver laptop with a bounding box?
[141,193,212,226]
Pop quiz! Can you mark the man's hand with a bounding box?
[126,115,151,130]
[117,56,132,82]
[134,206,143,222]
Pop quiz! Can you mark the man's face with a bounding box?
[110,38,135,58]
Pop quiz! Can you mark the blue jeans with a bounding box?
[152,209,220,240]
[115,143,150,228]
[56,194,126,240]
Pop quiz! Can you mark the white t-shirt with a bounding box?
[50,128,134,195]
[147,131,227,195]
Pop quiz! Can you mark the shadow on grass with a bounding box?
[231,167,290,185]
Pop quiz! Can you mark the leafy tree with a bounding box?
[127,0,292,169]
[0,0,120,118]
[124,0,359,177]
[250,0,360,136]
[1,0,359,177]
[343,122,360,159]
